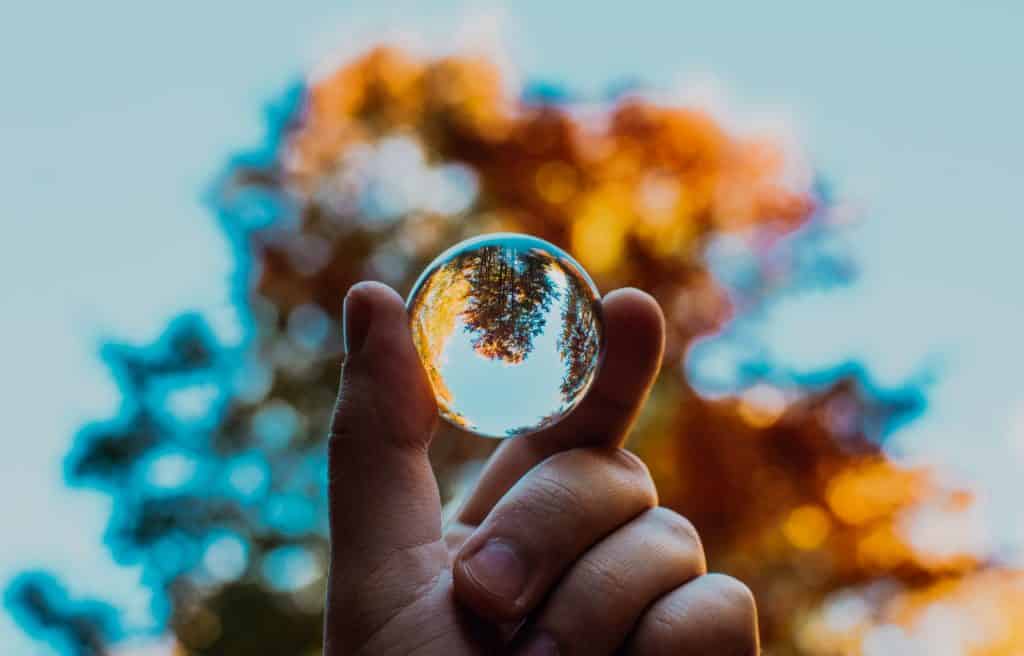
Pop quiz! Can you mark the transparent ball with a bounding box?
[407,233,604,438]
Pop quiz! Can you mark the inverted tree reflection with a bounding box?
[556,267,601,404]
[455,246,558,364]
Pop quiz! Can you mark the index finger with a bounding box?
[456,288,665,525]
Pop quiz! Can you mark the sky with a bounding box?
[2,1,1022,652]
[438,264,576,438]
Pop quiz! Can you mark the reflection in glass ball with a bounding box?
[407,234,604,438]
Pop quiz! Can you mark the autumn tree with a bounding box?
[10,46,1023,655]
[556,275,601,405]
[457,246,557,363]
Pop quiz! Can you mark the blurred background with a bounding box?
[2,1,1022,654]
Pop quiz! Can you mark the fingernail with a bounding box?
[343,287,372,356]
[463,539,526,602]
[519,632,559,656]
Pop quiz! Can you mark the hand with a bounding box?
[325,281,759,655]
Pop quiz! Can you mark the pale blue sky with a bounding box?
[2,1,1022,652]
[439,267,571,438]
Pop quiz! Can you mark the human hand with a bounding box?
[325,281,758,655]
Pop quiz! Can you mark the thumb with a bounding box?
[326,281,443,648]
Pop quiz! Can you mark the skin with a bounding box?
[325,281,760,656]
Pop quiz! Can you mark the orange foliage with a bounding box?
[214,46,1019,654]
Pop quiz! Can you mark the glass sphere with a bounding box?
[407,234,604,438]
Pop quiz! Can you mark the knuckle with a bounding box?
[522,472,589,520]
[649,507,701,548]
[542,447,656,506]
[504,448,660,546]
[603,448,658,504]
[577,555,631,599]
[609,446,651,479]
[645,507,707,575]
[706,573,757,618]
[704,574,759,654]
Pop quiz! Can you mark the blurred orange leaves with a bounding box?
[286,47,811,322]
[223,45,1021,654]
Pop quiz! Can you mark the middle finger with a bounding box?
[453,446,657,622]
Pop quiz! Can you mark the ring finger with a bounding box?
[514,507,706,656]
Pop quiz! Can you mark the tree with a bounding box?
[556,267,601,404]
[456,245,558,364]
[11,46,1022,655]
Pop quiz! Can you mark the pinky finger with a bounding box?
[624,573,759,656]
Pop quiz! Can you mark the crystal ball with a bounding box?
[407,233,604,438]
